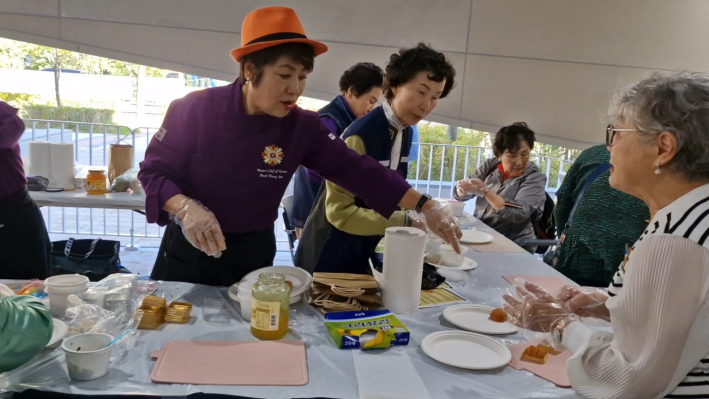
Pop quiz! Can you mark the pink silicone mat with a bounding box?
[508,342,572,388]
[150,340,308,386]
[502,275,571,295]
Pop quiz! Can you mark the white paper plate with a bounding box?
[460,230,494,244]
[47,319,68,347]
[229,266,312,302]
[421,330,511,370]
[228,285,303,304]
[426,257,477,271]
[443,304,517,335]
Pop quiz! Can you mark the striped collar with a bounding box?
[382,101,407,132]
[642,183,709,247]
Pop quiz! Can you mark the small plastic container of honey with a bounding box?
[86,169,107,195]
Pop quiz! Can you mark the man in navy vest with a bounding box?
[305,43,457,274]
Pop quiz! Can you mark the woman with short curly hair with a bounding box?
[297,42,457,274]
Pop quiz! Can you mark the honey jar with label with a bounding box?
[250,273,291,340]
[86,169,107,195]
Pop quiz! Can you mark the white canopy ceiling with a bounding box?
[2,0,708,149]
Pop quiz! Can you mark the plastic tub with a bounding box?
[45,275,89,317]
[44,275,89,294]
[61,333,113,381]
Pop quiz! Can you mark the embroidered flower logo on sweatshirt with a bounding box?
[262,145,284,166]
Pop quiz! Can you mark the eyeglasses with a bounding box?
[503,153,531,162]
[606,124,640,146]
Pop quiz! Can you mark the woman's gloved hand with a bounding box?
[420,200,463,253]
[172,198,227,258]
[556,285,611,321]
[407,211,428,232]
[456,178,490,198]
[503,279,578,333]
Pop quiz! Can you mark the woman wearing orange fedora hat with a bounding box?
[138,6,462,286]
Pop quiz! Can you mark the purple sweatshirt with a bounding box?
[138,79,411,234]
[0,102,27,200]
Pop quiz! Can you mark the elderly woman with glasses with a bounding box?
[503,71,709,399]
[453,122,547,252]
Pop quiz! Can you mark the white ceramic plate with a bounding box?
[443,304,517,335]
[460,230,494,244]
[230,266,312,303]
[47,319,68,347]
[421,330,511,370]
[426,257,477,271]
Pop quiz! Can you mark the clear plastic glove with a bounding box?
[0,283,16,298]
[502,279,578,333]
[407,211,428,232]
[171,198,227,258]
[556,285,611,321]
[456,178,490,198]
[420,200,463,253]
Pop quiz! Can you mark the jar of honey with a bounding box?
[250,273,291,340]
[86,169,107,195]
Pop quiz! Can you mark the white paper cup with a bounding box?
[447,201,465,217]
[441,245,464,267]
[61,333,113,381]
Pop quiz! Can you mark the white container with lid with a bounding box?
[45,274,90,317]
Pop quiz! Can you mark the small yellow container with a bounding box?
[86,169,107,195]
[165,301,192,324]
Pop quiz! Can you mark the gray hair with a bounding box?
[608,71,709,182]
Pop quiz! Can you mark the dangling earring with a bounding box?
[655,161,661,175]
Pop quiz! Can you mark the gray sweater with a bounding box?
[454,158,547,249]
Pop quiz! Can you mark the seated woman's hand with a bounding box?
[556,285,611,321]
[503,279,574,332]
[456,178,489,198]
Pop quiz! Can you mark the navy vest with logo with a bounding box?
[314,105,413,275]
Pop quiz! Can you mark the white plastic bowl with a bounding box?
[61,333,113,381]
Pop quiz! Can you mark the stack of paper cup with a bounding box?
[61,333,113,380]
[44,274,90,317]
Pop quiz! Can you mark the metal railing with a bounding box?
[23,120,574,248]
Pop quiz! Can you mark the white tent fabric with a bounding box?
[1,0,709,149]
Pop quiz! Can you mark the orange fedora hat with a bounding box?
[231,6,328,63]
